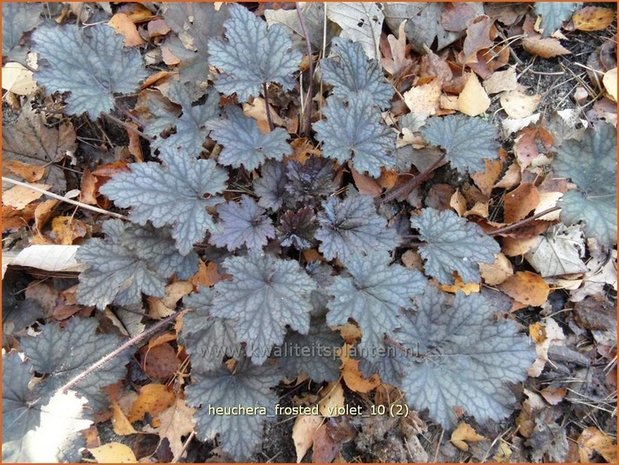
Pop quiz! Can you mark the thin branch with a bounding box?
[489,206,561,236]
[2,176,128,220]
[297,4,314,137]
[104,112,153,142]
[381,154,446,203]
[262,82,274,132]
[114,101,147,128]
[172,431,195,463]
[59,309,186,395]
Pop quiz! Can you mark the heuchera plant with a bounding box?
[5,2,616,462]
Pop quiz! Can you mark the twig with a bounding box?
[297,4,314,137]
[115,101,147,128]
[2,176,128,220]
[381,154,446,203]
[262,82,274,132]
[104,112,153,142]
[489,206,561,236]
[172,431,195,463]
[59,309,186,395]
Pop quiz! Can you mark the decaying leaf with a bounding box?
[327,3,384,60]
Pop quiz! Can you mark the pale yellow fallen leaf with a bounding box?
[403,79,442,118]
[2,62,37,95]
[578,426,617,462]
[3,183,49,209]
[457,73,490,116]
[480,253,514,286]
[89,442,136,463]
[110,402,136,436]
[292,415,323,462]
[603,67,617,102]
[318,381,345,417]
[500,90,541,119]
[483,66,519,95]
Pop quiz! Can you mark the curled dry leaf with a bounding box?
[450,422,487,451]
[603,67,617,102]
[403,79,442,119]
[514,126,553,169]
[3,183,49,210]
[108,13,145,47]
[2,62,37,96]
[480,252,514,286]
[111,402,136,436]
[318,382,346,418]
[341,344,380,393]
[472,159,503,197]
[462,15,495,64]
[11,244,84,272]
[140,342,180,380]
[439,275,480,295]
[528,318,565,377]
[483,66,519,95]
[143,398,196,459]
[522,36,571,59]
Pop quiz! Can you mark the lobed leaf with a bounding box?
[285,157,337,204]
[278,316,343,383]
[20,318,134,411]
[278,207,317,250]
[326,252,426,362]
[313,93,396,178]
[2,352,92,463]
[211,253,317,364]
[316,194,400,261]
[2,3,42,59]
[162,3,229,82]
[398,288,535,428]
[209,196,275,251]
[32,24,147,118]
[321,37,393,108]
[411,208,500,284]
[186,359,280,460]
[210,106,291,170]
[552,123,617,246]
[100,151,228,255]
[209,4,302,102]
[76,220,199,309]
[421,115,499,174]
[253,161,288,211]
[146,82,220,157]
[181,288,239,372]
